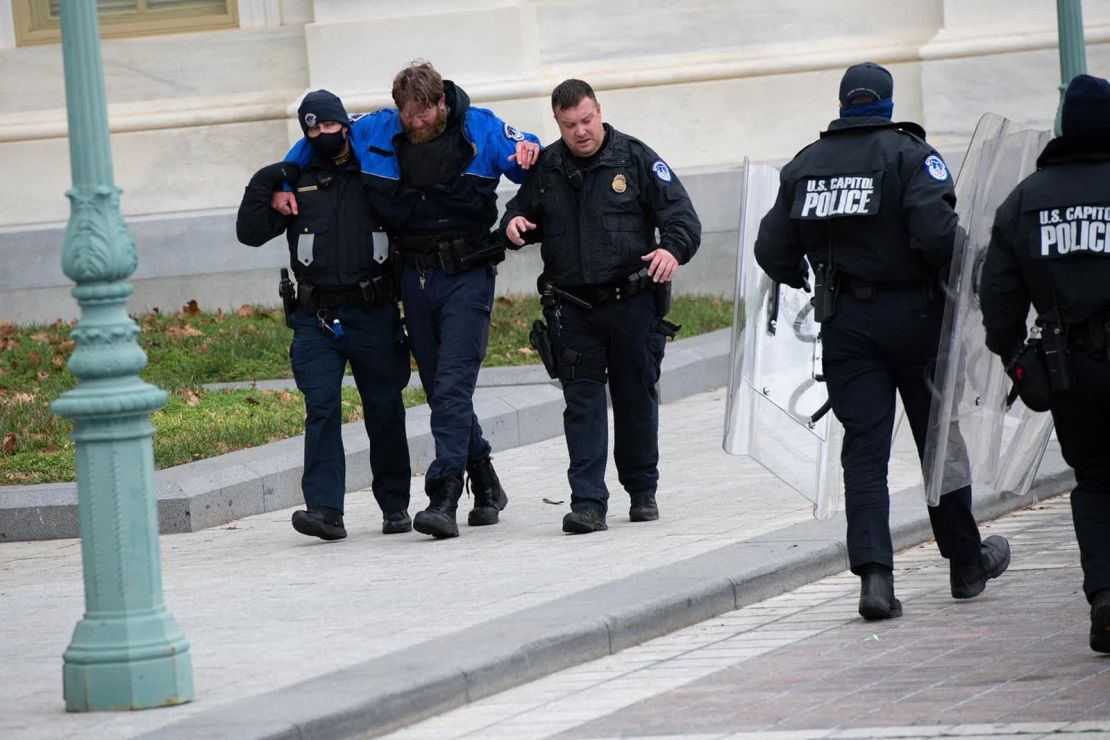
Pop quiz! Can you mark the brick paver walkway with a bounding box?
[394,495,1108,740]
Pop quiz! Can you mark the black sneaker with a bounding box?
[1091,590,1110,654]
[562,509,608,534]
[413,475,463,539]
[466,457,509,526]
[291,508,347,541]
[629,492,659,522]
[858,564,902,621]
[382,511,412,535]
[950,535,1011,599]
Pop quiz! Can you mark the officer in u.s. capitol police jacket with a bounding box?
[754,62,1010,620]
[236,89,412,542]
[980,74,1110,654]
[500,78,701,535]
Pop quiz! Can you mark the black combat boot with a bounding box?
[950,535,1011,599]
[1091,589,1110,654]
[858,563,902,620]
[382,511,412,535]
[291,507,347,541]
[466,457,509,526]
[562,509,608,534]
[629,492,659,522]
[413,475,463,539]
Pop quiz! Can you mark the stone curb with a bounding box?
[0,328,731,542]
[144,444,1075,739]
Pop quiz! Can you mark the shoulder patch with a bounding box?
[349,112,364,122]
[924,154,949,182]
[504,123,525,142]
[652,160,672,183]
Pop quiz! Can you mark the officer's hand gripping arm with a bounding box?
[236,161,301,247]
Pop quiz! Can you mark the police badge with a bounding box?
[612,173,627,193]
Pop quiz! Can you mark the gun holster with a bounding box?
[530,319,559,379]
[278,268,296,327]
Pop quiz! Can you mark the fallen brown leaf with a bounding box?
[27,351,42,365]
[235,304,255,318]
[277,390,293,403]
[0,320,15,338]
[29,333,49,343]
[518,346,536,356]
[2,432,17,455]
[36,371,50,381]
[183,299,200,316]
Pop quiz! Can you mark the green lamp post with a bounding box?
[1055,0,1088,135]
[51,0,193,712]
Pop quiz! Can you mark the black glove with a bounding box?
[250,161,301,190]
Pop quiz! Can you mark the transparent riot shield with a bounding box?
[923,114,1055,506]
[724,161,844,520]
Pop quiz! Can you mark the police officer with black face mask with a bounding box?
[755,62,1010,620]
[236,90,412,541]
[501,79,701,534]
[981,74,1110,654]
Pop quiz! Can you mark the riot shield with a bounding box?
[922,114,1055,506]
[724,161,844,520]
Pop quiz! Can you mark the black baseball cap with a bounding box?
[297,90,351,134]
[839,62,894,105]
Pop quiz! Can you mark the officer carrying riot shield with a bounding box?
[754,62,1010,621]
[980,75,1110,654]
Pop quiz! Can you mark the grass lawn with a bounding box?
[1,295,731,485]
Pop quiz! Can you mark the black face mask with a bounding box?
[309,129,347,161]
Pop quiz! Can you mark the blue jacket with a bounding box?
[285,81,540,237]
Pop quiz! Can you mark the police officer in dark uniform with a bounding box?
[275,61,541,540]
[980,74,1110,653]
[236,90,412,541]
[501,79,701,534]
[755,63,1009,619]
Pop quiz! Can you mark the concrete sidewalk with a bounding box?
[0,389,1072,739]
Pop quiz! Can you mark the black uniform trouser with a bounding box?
[821,285,982,573]
[289,305,412,515]
[546,292,667,514]
[1050,351,1110,603]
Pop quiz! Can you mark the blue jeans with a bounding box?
[400,265,494,485]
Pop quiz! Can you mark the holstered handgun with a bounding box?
[278,268,296,327]
[529,319,559,379]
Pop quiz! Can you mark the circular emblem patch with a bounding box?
[652,160,672,183]
[924,154,949,182]
[504,123,525,142]
[304,112,317,129]
[612,173,627,193]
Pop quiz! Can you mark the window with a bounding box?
[13,0,238,46]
